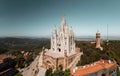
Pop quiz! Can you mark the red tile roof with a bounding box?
[0,54,8,63]
[0,54,15,63]
[70,60,116,76]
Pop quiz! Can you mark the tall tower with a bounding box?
[96,31,101,48]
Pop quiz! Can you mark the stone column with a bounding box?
[56,58,58,70]
[64,50,67,70]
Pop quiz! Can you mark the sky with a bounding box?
[0,0,120,37]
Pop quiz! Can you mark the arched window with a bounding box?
[58,48,61,52]
[102,74,106,76]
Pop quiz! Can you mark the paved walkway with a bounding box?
[21,52,46,76]
[36,52,46,76]
[37,66,46,76]
[21,55,39,76]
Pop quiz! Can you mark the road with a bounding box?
[36,52,46,76]
[21,55,39,76]
[21,52,46,76]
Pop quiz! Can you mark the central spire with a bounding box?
[62,14,66,24]
[61,14,67,26]
[60,14,67,32]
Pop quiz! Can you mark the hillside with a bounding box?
[0,37,50,54]
[76,40,120,66]
[0,37,120,66]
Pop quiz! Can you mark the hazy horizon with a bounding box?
[0,35,120,41]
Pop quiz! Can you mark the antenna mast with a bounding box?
[107,24,108,45]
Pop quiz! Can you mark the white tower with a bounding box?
[96,31,101,48]
[51,15,75,55]
[96,30,103,50]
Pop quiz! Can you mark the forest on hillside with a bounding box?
[0,37,50,54]
[0,37,120,66]
[76,40,120,66]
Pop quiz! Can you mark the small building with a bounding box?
[0,54,15,63]
[0,54,7,63]
[70,60,117,76]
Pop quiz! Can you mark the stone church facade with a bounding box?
[42,15,82,71]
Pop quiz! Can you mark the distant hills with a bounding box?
[76,36,120,41]
[0,36,120,42]
[0,37,50,54]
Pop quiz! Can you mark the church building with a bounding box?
[42,15,82,71]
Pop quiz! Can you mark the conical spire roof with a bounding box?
[60,14,67,32]
[96,30,100,34]
[61,14,66,26]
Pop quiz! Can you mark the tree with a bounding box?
[45,68,52,76]
[16,53,25,68]
[117,67,120,76]
[63,69,70,76]
[14,73,23,76]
